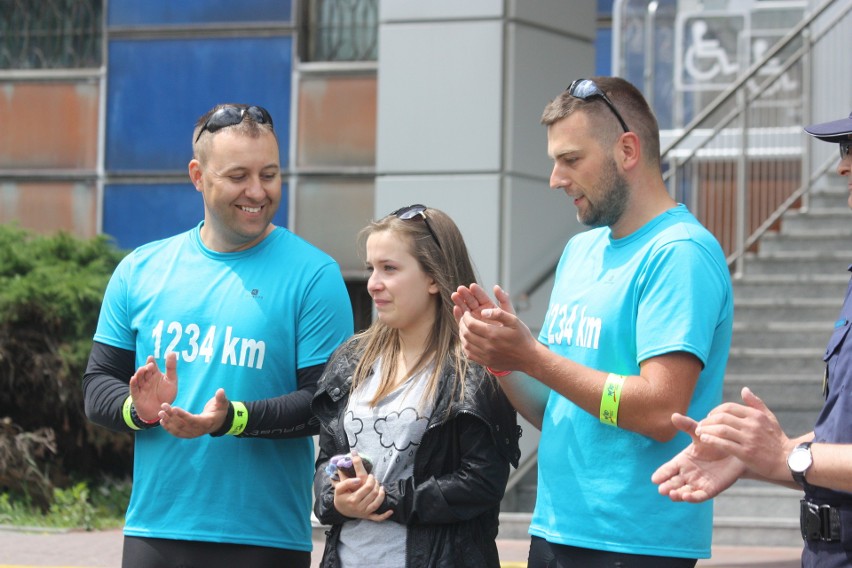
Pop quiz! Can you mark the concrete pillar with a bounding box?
[375,0,597,324]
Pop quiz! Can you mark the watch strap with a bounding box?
[790,441,813,487]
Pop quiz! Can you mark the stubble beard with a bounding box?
[578,158,630,229]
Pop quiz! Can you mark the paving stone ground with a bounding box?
[0,526,802,568]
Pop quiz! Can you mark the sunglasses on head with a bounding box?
[195,105,274,143]
[390,204,442,250]
[840,140,852,160]
[567,78,630,133]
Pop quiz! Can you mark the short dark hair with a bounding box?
[192,103,276,160]
[541,76,661,167]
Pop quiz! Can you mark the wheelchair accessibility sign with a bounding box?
[676,13,745,91]
[674,10,801,97]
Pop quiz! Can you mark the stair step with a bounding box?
[741,254,851,275]
[787,205,851,213]
[782,210,852,232]
[714,487,800,519]
[734,273,850,284]
[726,347,823,373]
[711,517,801,547]
[733,277,848,299]
[731,321,832,348]
[751,248,852,257]
[734,297,842,307]
[764,227,852,239]
[732,320,833,331]
[760,229,852,252]
[731,322,832,331]
[730,332,829,349]
[722,374,824,407]
[732,297,842,321]
[808,193,850,209]
[710,483,803,546]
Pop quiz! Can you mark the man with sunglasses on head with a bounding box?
[453,76,733,567]
[654,112,852,568]
[83,103,353,568]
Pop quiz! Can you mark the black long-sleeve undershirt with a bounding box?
[82,340,322,438]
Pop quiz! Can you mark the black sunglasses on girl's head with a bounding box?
[195,105,274,143]
[567,78,630,133]
[390,204,442,250]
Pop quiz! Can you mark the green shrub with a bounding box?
[0,478,129,530]
[0,224,131,512]
[48,482,96,529]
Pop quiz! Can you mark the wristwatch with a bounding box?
[787,442,814,487]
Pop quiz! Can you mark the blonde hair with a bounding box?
[352,206,478,408]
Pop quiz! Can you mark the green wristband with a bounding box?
[600,373,626,427]
[122,396,141,430]
[123,395,160,430]
[226,401,249,436]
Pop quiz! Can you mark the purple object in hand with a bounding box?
[326,452,374,480]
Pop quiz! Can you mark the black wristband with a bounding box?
[129,403,160,430]
[209,402,235,437]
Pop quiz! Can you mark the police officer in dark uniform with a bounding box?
[652,110,852,568]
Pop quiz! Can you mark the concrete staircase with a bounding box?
[712,172,851,546]
[498,172,852,547]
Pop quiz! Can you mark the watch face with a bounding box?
[789,447,812,472]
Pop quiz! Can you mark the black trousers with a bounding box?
[122,536,311,568]
[527,535,698,568]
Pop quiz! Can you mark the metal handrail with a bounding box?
[503,446,538,495]
[727,153,839,265]
[661,31,813,185]
[659,0,839,159]
[663,0,849,276]
[516,0,848,305]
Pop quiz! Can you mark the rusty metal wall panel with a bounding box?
[0,81,99,169]
[297,74,376,168]
[0,181,97,238]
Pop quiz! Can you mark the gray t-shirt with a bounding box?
[338,358,434,567]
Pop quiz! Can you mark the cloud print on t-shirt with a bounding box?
[343,411,364,447]
[374,407,428,450]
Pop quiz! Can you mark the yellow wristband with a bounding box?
[122,396,141,431]
[226,401,249,436]
[600,373,626,427]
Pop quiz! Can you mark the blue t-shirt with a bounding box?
[532,204,733,559]
[94,222,353,551]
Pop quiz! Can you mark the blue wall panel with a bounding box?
[103,183,290,250]
[596,0,613,76]
[108,0,292,26]
[106,36,292,172]
[595,27,613,76]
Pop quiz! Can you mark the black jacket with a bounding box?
[312,338,521,568]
